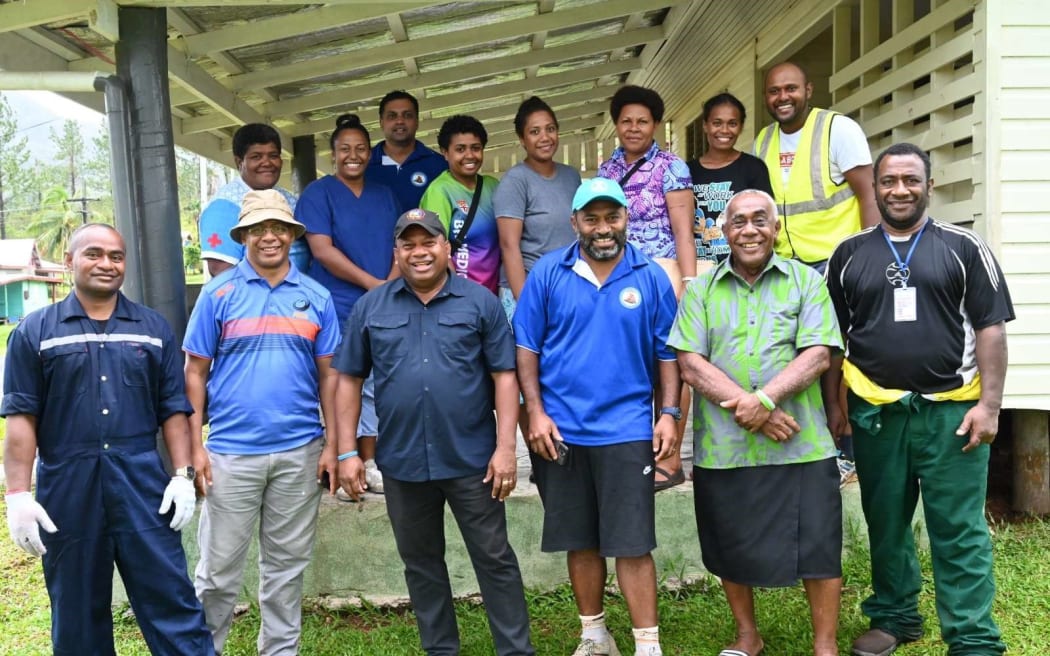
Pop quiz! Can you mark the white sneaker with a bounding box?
[838,457,857,487]
[572,637,622,656]
[364,459,384,494]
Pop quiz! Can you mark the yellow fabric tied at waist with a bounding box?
[842,358,982,406]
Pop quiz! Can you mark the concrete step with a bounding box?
[116,467,874,605]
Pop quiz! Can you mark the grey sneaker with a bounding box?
[572,637,622,656]
[364,459,384,494]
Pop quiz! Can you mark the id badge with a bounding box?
[894,286,917,322]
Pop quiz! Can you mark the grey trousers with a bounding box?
[384,474,535,656]
[194,439,323,656]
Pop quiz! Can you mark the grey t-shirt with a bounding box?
[493,162,581,273]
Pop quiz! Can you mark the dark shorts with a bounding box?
[693,457,842,587]
[531,440,656,558]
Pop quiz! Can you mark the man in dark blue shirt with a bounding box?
[2,223,211,655]
[335,209,533,656]
[365,90,448,210]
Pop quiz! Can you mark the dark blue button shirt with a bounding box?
[365,140,448,210]
[1,292,192,462]
[334,275,515,482]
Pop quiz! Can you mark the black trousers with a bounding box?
[384,474,534,656]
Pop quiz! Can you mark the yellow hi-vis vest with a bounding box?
[755,108,861,263]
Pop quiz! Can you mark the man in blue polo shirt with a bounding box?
[514,178,680,656]
[335,209,533,656]
[184,189,340,655]
[365,90,447,209]
[3,223,211,655]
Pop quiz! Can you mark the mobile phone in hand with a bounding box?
[554,440,569,466]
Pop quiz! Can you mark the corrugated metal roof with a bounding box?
[0,0,797,164]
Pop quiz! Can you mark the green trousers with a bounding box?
[849,392,1005,655]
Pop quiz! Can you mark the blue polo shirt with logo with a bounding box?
[513,242,678,447]
[365,140,448,210]
[183,259,340,455]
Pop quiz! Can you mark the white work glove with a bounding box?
[158,476,196,531]
[6,492,58,557]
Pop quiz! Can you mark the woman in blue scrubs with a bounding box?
[295,113,401,493]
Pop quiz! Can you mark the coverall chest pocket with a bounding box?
[41,344,88,399]
[436,312,481,360]
[367,315,410,362]
[121,342,152,387]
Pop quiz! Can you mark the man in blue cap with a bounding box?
[514,178,680,656]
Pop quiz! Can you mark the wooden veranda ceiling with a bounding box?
[0,0,701,165]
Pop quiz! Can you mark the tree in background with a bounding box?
[175,147,202,229]
[26,187,105,261]
[82,123,115,221]
[183,239,201,274]
[0,93,31,239]
[5,98,231,266]
[49,119,85,198]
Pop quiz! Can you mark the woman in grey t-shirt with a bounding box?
[495,96,582,313]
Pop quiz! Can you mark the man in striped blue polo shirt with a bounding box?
[185,189,341,655]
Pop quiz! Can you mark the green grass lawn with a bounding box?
[0,315,1046,654]
[1,509,1047,655]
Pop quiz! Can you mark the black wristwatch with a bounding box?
[175,465,196,481]
[660,407,682,422]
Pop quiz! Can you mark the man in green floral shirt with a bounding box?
[668,189,843,656]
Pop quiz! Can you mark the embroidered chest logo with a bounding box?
[619,287,642,309]
[411,172,428,187]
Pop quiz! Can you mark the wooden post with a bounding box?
[1013,410,1050,515]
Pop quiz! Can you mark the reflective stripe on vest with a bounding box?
[755,108,860,262]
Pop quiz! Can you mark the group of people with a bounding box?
[3,60,1012,656]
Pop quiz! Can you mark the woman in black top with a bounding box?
[688,93,774,265]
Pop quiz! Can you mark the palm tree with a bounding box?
[26,187,105,261]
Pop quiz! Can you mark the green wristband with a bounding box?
[755,389,776,411]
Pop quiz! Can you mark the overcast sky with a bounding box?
[4,90,106,162]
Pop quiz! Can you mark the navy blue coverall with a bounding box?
[2,292,212,655]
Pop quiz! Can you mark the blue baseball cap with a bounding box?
[571,177,628,212]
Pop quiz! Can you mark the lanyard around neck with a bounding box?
[880,222,927,288]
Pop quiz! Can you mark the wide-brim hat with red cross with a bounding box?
[230,189,307,244]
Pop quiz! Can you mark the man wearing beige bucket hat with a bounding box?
[184,189,342,654]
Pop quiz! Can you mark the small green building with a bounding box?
[0,239,64,323]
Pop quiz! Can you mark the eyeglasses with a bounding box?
[246,223,292,237]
